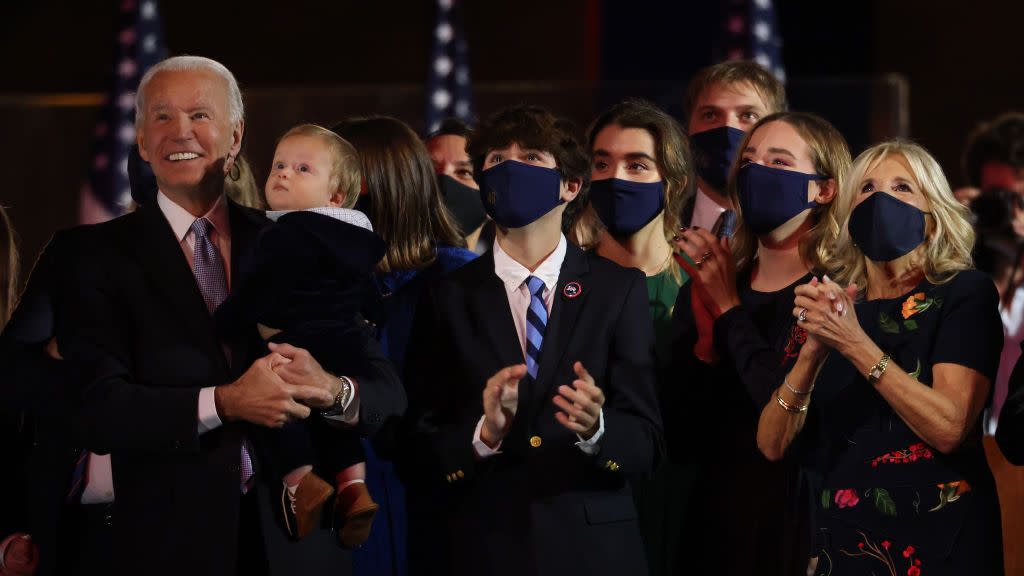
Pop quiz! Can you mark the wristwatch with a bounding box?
[320,376,353,417]
[866,353,891,385]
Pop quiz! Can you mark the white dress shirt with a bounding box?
[472,234,605,458]
[690,187,728,231]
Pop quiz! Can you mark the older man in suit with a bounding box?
[404,105,662,576]
[63,55,404,576]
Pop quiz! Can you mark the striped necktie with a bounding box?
[524,275,548,379]
[190,217,253,493]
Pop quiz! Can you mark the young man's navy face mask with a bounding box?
[479,160,565,229]
[848,192,930,262]
[690,126,746,192]
[589,178,665,237]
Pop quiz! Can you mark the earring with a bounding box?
[227,157,241,182]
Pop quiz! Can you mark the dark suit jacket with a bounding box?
[997,340,1024,465]
[404,243,662,576]
[0,227,91,576]
[64,199,405,576]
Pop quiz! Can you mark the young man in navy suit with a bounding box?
[404,105,662,576]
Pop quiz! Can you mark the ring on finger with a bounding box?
[798,308,808,323]
[694,250,713,266]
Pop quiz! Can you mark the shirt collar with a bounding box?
[692,187,727,231]
[493,234,566,295]
[157,190,230,242]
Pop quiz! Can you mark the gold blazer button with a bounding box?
[529,435,543,448]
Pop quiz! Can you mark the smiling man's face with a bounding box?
[136,69,242,198]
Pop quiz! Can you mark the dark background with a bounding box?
[1,0,1021,282]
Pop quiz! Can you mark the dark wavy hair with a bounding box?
[332,116,464,273]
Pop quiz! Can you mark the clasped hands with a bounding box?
[792,275,864,358]
[673,227,741,364]
[214,342,340,428]
[480,361,604,449]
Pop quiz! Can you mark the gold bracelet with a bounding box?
[784,377,813,396]
[776,390,808,413]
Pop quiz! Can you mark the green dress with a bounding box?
[634,259,691,576]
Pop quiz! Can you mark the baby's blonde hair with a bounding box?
[278,124,361,208]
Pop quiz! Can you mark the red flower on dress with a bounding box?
[908,566,921,576]
[903,545,916,558]
[781,324,808,364]
[881,540,891,550]
[835,489,860,508]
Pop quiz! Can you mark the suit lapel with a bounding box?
[130,203,226,370]
[467,251,524,370]
[532,244,590,405]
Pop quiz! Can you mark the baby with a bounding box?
[221,124,383,547]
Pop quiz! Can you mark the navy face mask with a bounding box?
[479,160,565,229]
[737,163,824,235]
[848,192,929,262]
[589,178,665,237]
[690,126,746,191]
[439,174,487,235]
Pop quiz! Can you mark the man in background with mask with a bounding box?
[403,105,661,576]
[682,60,787,231]
[425,118,489,254]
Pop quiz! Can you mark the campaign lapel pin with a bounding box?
[562,281,583,300]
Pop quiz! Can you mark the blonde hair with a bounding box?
[833,140,975,288]
[728,112,852,273]
[278,124,361,209]
[684,60,787,121]
[0,206,19,329]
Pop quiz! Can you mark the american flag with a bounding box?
[79,0,166,224]
[425,0,473,133]
[722,0,786,83]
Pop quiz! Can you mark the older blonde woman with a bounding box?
[758,141,1004,575]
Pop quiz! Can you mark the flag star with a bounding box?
[436,22,453,44]
[775,67,786,83]
[118,93,135,111]
[728,48,744,60]
[121,0,136,11]
[119,188,134,208]
[140,0,156,20]
[455,67,470,85]
[143,34,157,53]
[94,154,110,170]
[753,21,771,42]
[429,121,441,133]
[119,157,130,178]
[119,27,137,45]
[754,52,770,69]
[434,56,453,77]
[455,100,470,118]
[118,58,138,79]
[438,0,453,10]
[753,0,771,9]
[119,125,136,145]
[432,89,452,110]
